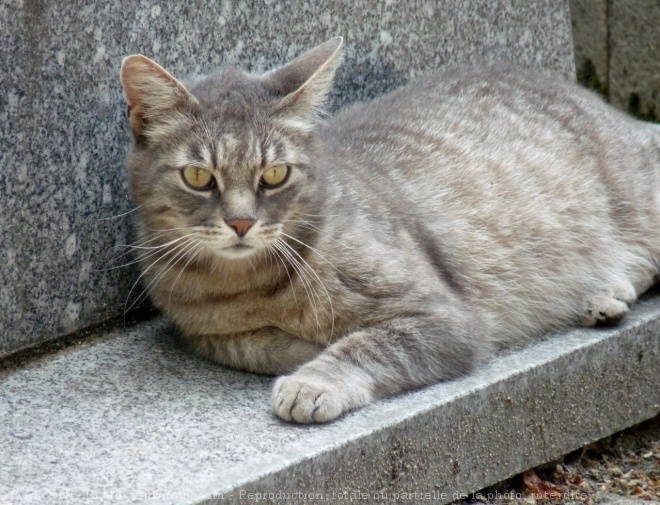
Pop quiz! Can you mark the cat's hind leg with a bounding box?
[629,264,658,296]
[580,264,657,326]
[581,278,635,326]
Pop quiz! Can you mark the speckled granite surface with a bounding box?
[1,301,657,504]
[0,0,575,355]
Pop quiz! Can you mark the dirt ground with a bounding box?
[456,415,660,504]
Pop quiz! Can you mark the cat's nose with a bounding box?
[225,218,256,237]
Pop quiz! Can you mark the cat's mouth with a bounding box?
[218,242,258,259]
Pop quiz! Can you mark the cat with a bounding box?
[119,37,660,424]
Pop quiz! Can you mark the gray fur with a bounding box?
[120,38,660,423]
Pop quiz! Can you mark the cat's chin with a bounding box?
[215,244,261,260]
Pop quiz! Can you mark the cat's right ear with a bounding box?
[265,37,343,128]
[120,55,197,140]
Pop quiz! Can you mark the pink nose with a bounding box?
[225,219,255,237]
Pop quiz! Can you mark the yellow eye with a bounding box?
[260,164,289,188]
[182,166,215,190]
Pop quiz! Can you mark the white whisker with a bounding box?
[268,243,299,307]
[278,238,335,339]
[167,241,207,307]
[281,219,328,236]
[124,236,197,313]
[94,205,142,221]
[274,239,323,336]
[280,231,342,274]
[131,238,201,311]
[111,228,190,262]
[102,233,199,271]
[280,234,335,338]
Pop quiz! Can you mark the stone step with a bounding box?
[1,299,658,505]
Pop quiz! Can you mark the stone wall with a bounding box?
[0,0,575,356]
[571,0,660,120]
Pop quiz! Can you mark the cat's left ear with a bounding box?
[120,55,198,140]
[265,37,343,125]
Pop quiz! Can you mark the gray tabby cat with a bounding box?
[119,37,660,423]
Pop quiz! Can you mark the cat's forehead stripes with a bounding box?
[171,143,214,169]
[212,129,262,170]
[220,134,238,154]
[261,139,284,167]
[197,144,214,167]
[265,135,311,168]
[187,143,205,164]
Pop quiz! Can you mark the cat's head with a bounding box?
[119,38,342,261]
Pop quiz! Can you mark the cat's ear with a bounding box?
[265,37,343,126]
[120,55,198,139]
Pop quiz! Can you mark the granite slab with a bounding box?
[1,298,657,505]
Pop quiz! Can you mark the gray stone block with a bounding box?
[570,0,660,119]
[0,1,575,355]
[609,0,660,120]
[1,299,658,504]
[570,0,609,95]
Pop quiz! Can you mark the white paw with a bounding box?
[581,294,630,327]
[272,374,352,424]
[272,375,344,423]
[609,278,637,307]
[581,278,637,327]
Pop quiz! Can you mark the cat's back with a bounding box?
[319,65,660,341]
[326,65,654,165]
[323,64,660,218]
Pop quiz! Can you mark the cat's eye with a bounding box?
[182,166,215,190]
[260,164,289,188]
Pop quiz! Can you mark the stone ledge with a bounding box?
[1,299,658,505]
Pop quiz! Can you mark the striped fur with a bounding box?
[120,38,660,423]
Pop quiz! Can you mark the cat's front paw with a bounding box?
[272,373,362,423]
[272,375,345,423]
